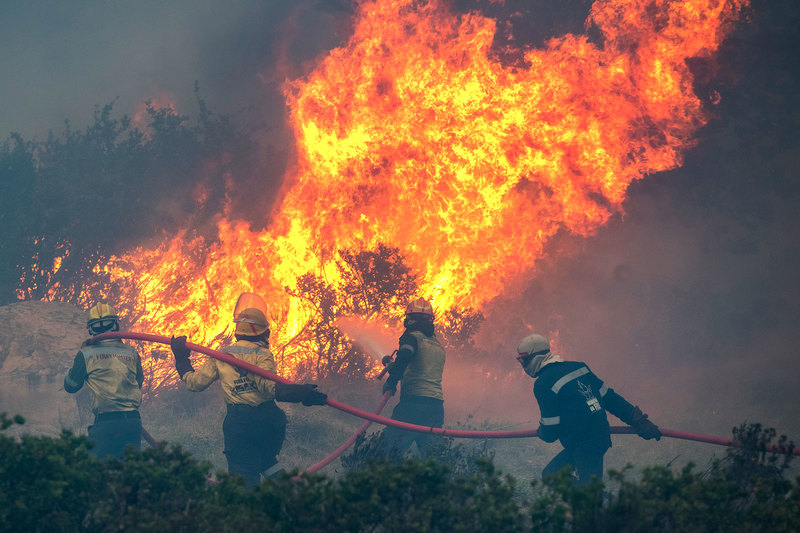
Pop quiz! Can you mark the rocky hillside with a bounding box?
[0,301,92,436]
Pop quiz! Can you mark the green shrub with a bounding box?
[342,429,495,479]
[0,413,102,532]
[529,423,799,532]
[2,414,799,532]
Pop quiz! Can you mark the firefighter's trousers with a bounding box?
[88,410,142,459]
[223,401,287,486]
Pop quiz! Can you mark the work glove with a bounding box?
[170,335,194,378]
[381,355,394,366]
[300,384,328,406]
[630,406,662,441]
[275,383,328,406]
[382,378,398,396]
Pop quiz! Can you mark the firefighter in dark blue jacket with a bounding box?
[516,334,661,485]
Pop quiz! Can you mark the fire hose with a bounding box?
[302,391,393,474]
[92,331,800,460]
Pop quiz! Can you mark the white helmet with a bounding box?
[517,334,551,359]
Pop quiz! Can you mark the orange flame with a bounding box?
[62,0,746,390]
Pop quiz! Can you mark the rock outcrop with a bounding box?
[0,301,92,436]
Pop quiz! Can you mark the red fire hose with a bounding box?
[92,331,800,457]
[302,391,393,475]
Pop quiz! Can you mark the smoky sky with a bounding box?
[0,0,353,139]
[2,0,799,443]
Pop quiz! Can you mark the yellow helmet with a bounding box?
[233,292,270,336]
[87,302,120,334]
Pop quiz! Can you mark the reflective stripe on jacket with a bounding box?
[534,361,610,448]
[399,330,445,400]
[182,339,277,406]
[533,361,637,449]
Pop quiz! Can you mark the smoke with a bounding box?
[472,0,800,441]
[334,316,399,362]
[430,0,800,448]
[0,0,353,139]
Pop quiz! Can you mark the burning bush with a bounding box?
[287,243,484,380]
[1,93,260,307]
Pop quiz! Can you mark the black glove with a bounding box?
[381,355,394,366]
[171,335,194,378]
[630,406,662,441]
[300,384,328,406]
[275,383,328,406]
[382,378,397,396]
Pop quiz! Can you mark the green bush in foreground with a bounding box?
[530,424,799,532]
[1,413,798,532]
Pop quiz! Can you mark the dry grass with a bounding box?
[77,374,799,488]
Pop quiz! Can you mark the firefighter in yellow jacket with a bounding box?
[170,292,327,486]
[64,303,144,459]
[380,297,446,457]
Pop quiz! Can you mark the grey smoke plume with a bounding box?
[0,0,352,139]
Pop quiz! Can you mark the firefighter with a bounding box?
[379,297,446,457]
[64,303,144,459]
[170,292,328,486]
[516,333,661,485]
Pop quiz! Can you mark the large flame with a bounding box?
[55,0,747,390]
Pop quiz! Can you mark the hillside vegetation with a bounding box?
[2,413,798,532]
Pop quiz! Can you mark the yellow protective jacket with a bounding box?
[182,339,277,406]
[398,330,445,400]
[64,339,144,415]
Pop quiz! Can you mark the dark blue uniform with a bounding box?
[534,361,639,484]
